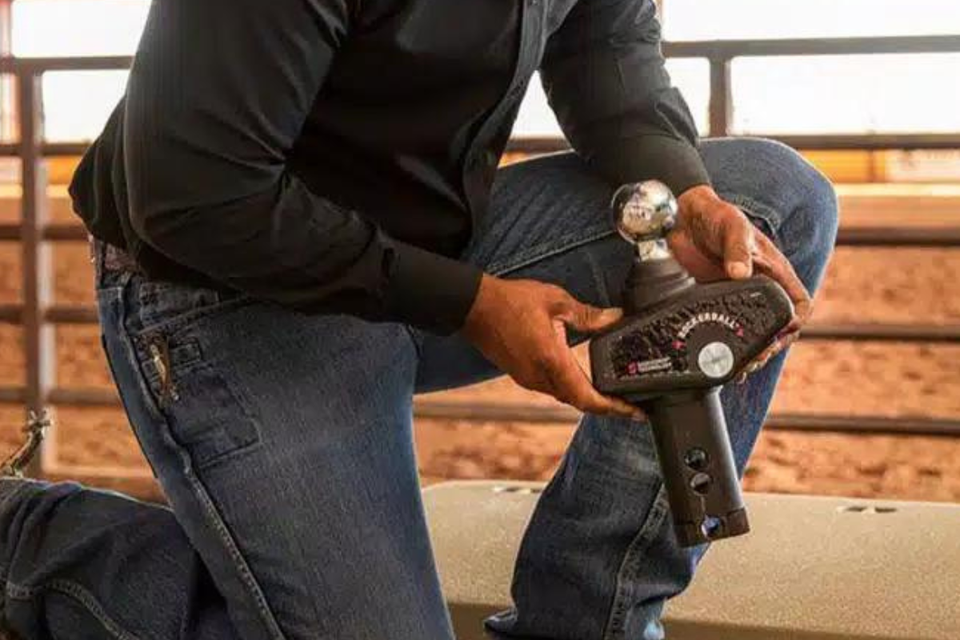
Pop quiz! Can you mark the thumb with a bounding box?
[561,301,623,334]
[723,215,755,280]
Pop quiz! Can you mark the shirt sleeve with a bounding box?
[123,0,482,335]
[539,0,711,196]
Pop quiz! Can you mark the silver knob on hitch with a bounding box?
[611,180,678,261]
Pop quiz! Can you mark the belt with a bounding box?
[90,236,143,274]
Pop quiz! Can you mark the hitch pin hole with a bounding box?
[701,515,724,539]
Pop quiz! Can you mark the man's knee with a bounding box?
[766,140,839,292]
[706,138,839,288]
[749,138,838,243]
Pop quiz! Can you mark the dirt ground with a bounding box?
[1,206,960,504]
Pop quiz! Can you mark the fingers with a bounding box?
[543,348,643,420]
[721,210,756,280]
[736,235,811,383]
[729,231,813,383]
[753,233,814,330]
[736,336,783,384]
[467,279,641,419]
[736,325,805,383]
[553,292,623,334]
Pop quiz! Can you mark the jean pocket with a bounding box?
[135,331,262,470]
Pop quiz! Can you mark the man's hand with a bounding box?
[462,275,642,419]
[671,184,812,371]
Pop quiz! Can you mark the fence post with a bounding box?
[708,56,732,137]
[18,69,55,478]
[0,0,12,141]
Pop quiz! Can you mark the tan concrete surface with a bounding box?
[425,481,960,640]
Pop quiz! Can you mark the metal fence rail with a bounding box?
[510,34,960,152]
[2,35,960,483]
[412,401,960,438]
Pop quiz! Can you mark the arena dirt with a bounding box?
[1,237,959,503]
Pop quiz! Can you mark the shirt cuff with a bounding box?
[605,134,712,197]
[385,240,484,335]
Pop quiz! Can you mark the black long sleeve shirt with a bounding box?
[70,0,708,335]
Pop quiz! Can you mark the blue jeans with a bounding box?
[0,139,837,640]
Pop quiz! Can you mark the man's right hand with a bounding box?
[461,274,643,419]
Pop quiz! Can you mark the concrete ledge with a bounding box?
[424,481,960,640]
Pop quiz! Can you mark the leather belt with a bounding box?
[89,236,143,274]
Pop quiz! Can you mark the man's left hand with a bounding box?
[668,184,812,375]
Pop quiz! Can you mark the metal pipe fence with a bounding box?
[2,35,960,485]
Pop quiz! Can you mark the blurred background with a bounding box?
[1,0,959,503]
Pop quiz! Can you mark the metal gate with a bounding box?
[2,36,960,490]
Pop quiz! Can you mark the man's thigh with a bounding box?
[414,140,836,393]
[414,152,629,392]
[101,274,453,640]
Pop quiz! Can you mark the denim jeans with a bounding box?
[0,138,837,640]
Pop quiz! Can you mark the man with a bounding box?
[0,0,838,637]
